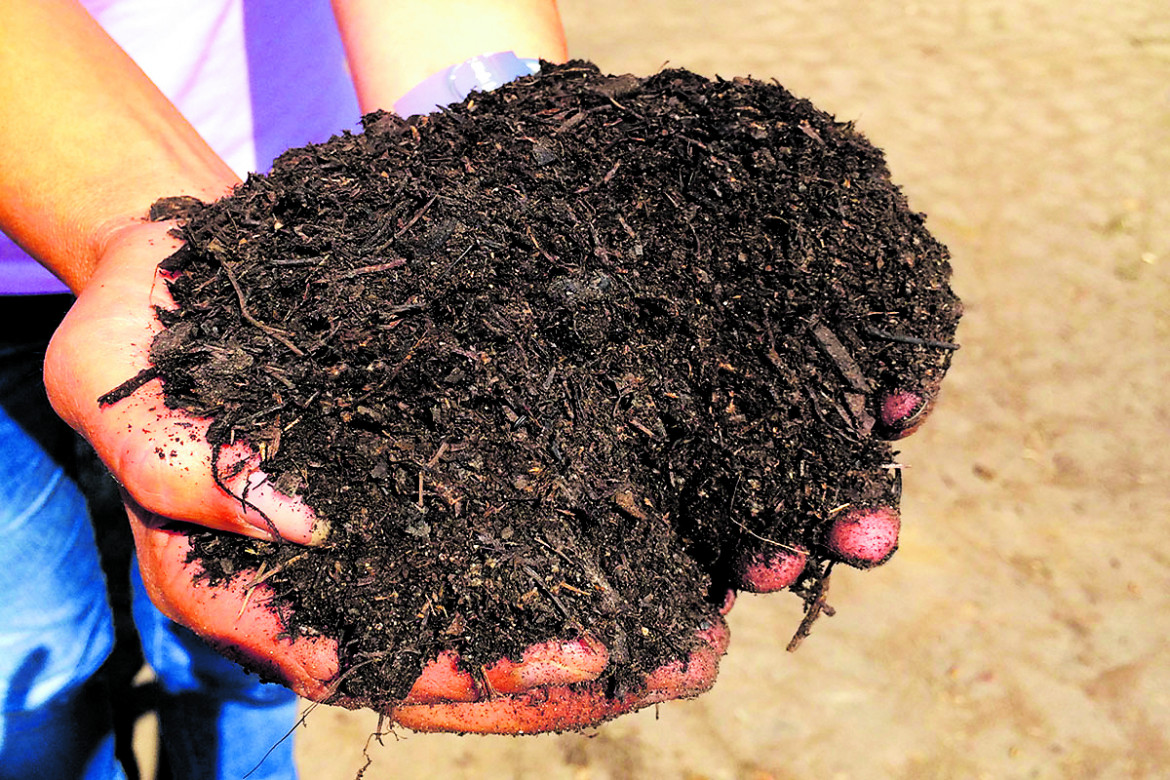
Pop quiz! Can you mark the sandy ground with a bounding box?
[281,2,1170,778]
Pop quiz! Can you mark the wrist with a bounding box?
[73,173,238,295]
[330,0,567,114]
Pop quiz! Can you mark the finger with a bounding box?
[719,588,736,615]
[485,635,609,694]
[732,545,808,593]
[392,684,639,735]
[405,652,479,704]
[109,394,320,542]
[826,505,901,568]
[392,619,727,733]
[405,636,609,704]
[642,618,728,704]
[125,496,341,700]
[874,388,936,440]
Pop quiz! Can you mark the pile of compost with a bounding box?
[115,61,961,707]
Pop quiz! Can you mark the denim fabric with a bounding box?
[132,566,300,780]
[0,296,298,779]
[0,297,121,779]
[0,375,122,779]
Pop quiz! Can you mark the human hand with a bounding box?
[730,387,940,594]
[129,497,728,733]
[43,217,728,733]
[45,218,321,544]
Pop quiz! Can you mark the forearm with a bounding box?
[0,0,237,294]
[330,0,568,114]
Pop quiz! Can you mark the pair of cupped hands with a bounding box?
[45,216,932,734]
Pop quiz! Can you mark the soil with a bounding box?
[111,61,960,708]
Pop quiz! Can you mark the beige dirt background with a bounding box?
[289,1,1170,777]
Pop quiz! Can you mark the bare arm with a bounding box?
[0,0,237,293]
[330,0,569,114]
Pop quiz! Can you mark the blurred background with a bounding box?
[285,1,1169,777]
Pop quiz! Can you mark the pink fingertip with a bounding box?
[406,652,479,704]
[487,636,609,692]
[719,589,736,615]
[643,621,727,703]
[698,619,731,656]
[827,506,901,568]
[877,390,931,439]
[735,547,808,593]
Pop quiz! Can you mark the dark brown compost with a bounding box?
[113,61,962,707]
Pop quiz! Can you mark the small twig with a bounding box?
[236,562,267,619]
[628,418,659,439]
[268,257,324,267]
[809,317,871,393]
[98,366,160,406]
[387,326,433,383]
[426,441,450,468]
[236,552,309,619]
[476,665,500,700]
[534,534,577,568]
[603,95,645,120]
[612,489,650,522]
[859,324,960,351]
[244,700,321,779]
[521,563,574,623]
[218,259,305,356]
[393,195,438,240]
[319,258,407,283]
[356,712,399,780]
[525,225,557,263]
[251,553,308,588]
[319,655,391,705]
[558,582,590,597]
[798,120,825,145]
[804,385,861,445]
[211,444,284,542]
[602,160,622,184]
[730,517,805,555]
[787,563,834,652]
[435,243,475,281]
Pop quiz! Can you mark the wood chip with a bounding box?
[810,318,871,393]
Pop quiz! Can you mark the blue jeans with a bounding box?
[0,296,299,780]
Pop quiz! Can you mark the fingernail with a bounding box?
[309,517,332,545]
